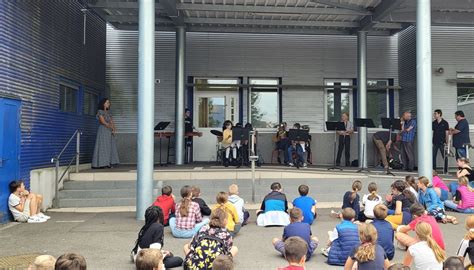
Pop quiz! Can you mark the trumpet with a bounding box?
[444,134,455,158]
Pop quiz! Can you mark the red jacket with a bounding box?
[153,195,175,225]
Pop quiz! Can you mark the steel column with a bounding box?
[175,26,186,165]
[357,31,368,169]
[136,0,155,220]
[416,0,433,180]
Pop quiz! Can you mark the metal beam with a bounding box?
[87,0,163,9]
[185,17,360,28]
[310,0,370,13]
[176,3,371,15]
[186,26,353,35]
[384,11,474,26]
[160,0,184,25]
[111,23,175,31]
[357,0,406,32]
[106,15,172,24]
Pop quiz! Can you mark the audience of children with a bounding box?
[135,249,164,270]
[341,180,362,219]
[432,170,449,201]
[28,255,56,270]
[292,184,317,225]
[152,185,175,226]
[444,176,474,213]
[403,222,446,270]
[417,176,458,224]
[372,204,395,260]
[385,180,416,230]
[55,253,87,270]
[277,236,308,270]
[272,208,319,261]
[191,185,212,216]
[169,185,209,238]
[324,208,360,266]
[227,184,250,225]
[344,223,391,270]
[184,208,238,269]
[213,191,241,236]
[256,182,290,227]
[8,180,50,223]
[359,182,383,222]
[456,215,474,265]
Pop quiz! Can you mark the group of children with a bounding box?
[27,253,86,270]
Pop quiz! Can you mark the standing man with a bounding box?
[432,109,449,170]
[335,112,353,167]
[184,108,193,163]
[400,112,416,172]
[450,110,470,159]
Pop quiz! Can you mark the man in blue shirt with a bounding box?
[401,112,416,172]
[450,110,471,159]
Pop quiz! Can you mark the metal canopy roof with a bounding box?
[84,0,474,35]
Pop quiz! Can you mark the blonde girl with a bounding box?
[403,222,446,269]
[444,177,474,214]
[344,223,390,270]
[456,215,474,264]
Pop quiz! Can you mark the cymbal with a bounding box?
[210,130,223,137]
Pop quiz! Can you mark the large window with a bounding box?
[457,73,474,125]
[249,78,279,128]
[83,90,99,116]
[367,79,389,127]
[325,79,352,122]
[59,84,78,113]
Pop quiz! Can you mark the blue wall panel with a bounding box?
[0,1,106,187]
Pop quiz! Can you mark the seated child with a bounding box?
[256,182,290,227]
[135,249,164,270]
[340,180,362,218]
[55,253,87,270]
[395,203,445,250]
[387,263,411,270]
[292,185,317,225]
[277,236,308,270]
[272,208,319,261]
[228,184,250,225]
[402,222,445,269]
[152,185,175,226]
[324,208,360,266]
[456,215,474,265]
[372,204,395,260]
[222,120,239,167]
[184,208,238,269]
[212,254,234,270]
[8,180,50,223]
[417,176,458,224]
[385,180,415,230]
[169,186,209,238]
[359,182,382,222]
[191,186,212,216]
[432,170,449,201]
[213,192,241,236]
[344,223,390,270]
[28,255,56,270]
[444,176,474,213]
[405,176,419,202]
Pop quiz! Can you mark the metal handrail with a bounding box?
[51,129,82,208]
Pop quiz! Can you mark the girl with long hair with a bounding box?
[132,206,183,268]
[92,98,120,168]
[385,180,416,230]
[450,158,474,194]
[403,222,445,269]
[444,177,474,214]
[405,176,419,201]
[169,186,209,238]
[344,223,390,270]
[359,182,382,222]
[456,215,474,264]
[417,176,458,224]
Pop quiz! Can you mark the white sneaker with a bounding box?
[38,213,51,220]
[321,247,329,257]
[27,216,47,223]
[288,163,294,167]
[303,163,307,168]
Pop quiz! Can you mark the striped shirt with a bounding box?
[456,238,474,263]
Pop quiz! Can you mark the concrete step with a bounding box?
[58,197,136,208]
[59,189,136,199]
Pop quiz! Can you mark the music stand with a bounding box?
[326,122,346,171]
[232,127,251,167]
[288,129,309,142]
[154,122,171,166]
[354,118,375,173]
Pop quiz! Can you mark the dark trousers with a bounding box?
[336,135,351,165]
[433,143,446,170]
[401,141,415,170]
[164,256,184,268]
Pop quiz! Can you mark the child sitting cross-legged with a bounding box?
[334,180,362,218]
[417,176,458,224]
[228,184,250,225]
[359,182,383,222]
[292,185,317,225]
[323,208,360,266]
[444,176,474,214]
[272,208,319,261]
[402,222,446,269]
[213,192,241,237]
[344,223,391,270]
[152,185,175,226]
[191,185,212,216]
[277,236,308,270]
[372,204,395,261]
[256,182,290,227]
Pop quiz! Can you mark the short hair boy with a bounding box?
[227,184,249,225]
[256,182,289,226]
[272,208,319,261]
[135,249,164,270]
[324,208,360,266]
[8,180,49,223]
[277,236,308,270]
[212,254,234,270]
[371,204,395,260]
[28,255,56,270]
[191,186,212,216]
[292,185,317,225]
[152,185,175,225]
[54,253,87,270]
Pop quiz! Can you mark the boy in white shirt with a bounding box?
[8,180,50,223]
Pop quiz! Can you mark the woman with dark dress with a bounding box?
[132,206,183,268]
[92,98,120,168]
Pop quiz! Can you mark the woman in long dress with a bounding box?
[92,98,120,168]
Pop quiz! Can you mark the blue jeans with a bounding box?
[287,144,304,165]
[449,182,474,196]
[456,148,467,159]
[169,217,209,238]
[444,200,474,213]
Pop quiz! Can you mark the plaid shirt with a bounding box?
[401,118,416,142]
[175,201,202,230]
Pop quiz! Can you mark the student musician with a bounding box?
[241,123,257,166]
[273,122,289,164]
[287,123,306,168]
[336,112,353,167]
[222,120,239,167]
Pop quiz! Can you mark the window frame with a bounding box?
[58,81,80,114]
[83,89,100,116]
[456,72,474,129]
[248,77,281,130]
